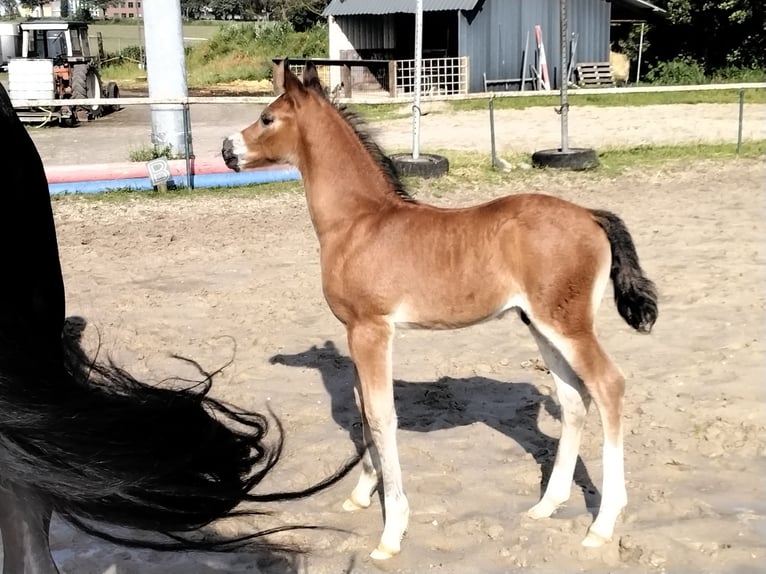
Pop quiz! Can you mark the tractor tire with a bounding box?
[102,81,120,114]
[72,64,103,120]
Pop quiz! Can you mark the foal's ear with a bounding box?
[277,59,303,93]
[276,57,304,95]
[302,61,324,94]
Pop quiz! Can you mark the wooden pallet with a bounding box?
[576,62,615,88]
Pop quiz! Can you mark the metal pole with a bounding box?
[559,0,569,152]
[412,0,423,160]
[143,0,188,154]
[183,103,194,189]
[489,96,497,168]
[635,23,645,84]
[737,88,744,154]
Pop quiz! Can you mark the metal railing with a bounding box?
[396,57,469,97]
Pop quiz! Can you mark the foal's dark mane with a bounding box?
[311,87,416,203]
[336,106,416,203]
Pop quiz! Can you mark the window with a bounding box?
[120,1,125,6]
[128,13,134,17]
[128,2,133,7]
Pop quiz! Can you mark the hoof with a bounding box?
[342,493,370,512]
[370,543,399,561]
[581,529,611,547]
[527,499,559,520]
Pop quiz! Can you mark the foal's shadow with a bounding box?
[270,340,600,514]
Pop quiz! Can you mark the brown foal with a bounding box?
[222,61,658,560]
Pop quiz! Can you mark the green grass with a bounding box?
[51,141,765,202]
[88,22,223,54]
[51,179,303,203]
[448,88,766,112]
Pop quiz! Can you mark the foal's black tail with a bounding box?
[0,324,359,552]
[590,209,658,333]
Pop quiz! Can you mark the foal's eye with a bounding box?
[261,114,274,126]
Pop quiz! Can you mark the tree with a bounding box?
[649,0,765,71]
[267,0,328,30]
[181,0,208,19]
[1,0,20,17]
[208,0,246,20]
[19,0,50,10]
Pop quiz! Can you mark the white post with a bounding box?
[143,0,187,154]
[412,0,423,160]
[635,23,645,84]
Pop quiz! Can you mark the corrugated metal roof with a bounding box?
[614,0,666,13]
[323,0,481,17]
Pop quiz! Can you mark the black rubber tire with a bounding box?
[531,148,598,170]
[103,81,120,114]
[72,64,103,119]
[390,153,450,178]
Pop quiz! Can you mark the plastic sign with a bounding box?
[146,158,171,186]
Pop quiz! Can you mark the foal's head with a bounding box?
[222,60,325,172]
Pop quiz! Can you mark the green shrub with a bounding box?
[185,21,328,85]
[129,144,176,162]
[646,57,707,85]
[710,66,766,83]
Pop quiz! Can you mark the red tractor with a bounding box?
[8,20,119,126]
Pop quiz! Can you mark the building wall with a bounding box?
[328,0,612,94]
[459,0,610,92]
[106,0,144,19]
[328,14,395,87]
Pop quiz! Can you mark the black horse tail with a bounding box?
[0,323,359,552]
[590,209,658,334]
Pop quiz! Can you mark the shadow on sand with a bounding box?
[270,340,600,513]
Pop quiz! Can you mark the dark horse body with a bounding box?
[0,83,355,572]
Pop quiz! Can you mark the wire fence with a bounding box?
[10,82,765,191]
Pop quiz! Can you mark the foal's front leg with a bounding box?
[346,320,409,560]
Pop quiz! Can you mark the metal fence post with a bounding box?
[736,88,744,155]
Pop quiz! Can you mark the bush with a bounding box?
[710,66,766,83]
[185,21,328,85]
[129,144,176,162]
[645,57,707,85]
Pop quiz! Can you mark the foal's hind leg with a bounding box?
[527,324,627,547]
[0,483,60,574]
[342,377,380,511]
[346,320,409,560]
[526,323,592,520]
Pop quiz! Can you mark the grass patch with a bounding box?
[89,22,223,54]
[51,179,303,203]
[53,141,764,202]
[127,144,181,162]
[449,88,766,113]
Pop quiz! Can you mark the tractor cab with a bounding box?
[19,21,93,64]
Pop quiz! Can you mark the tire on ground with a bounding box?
[390,153,450,178]
[531,148,598,170]
[71,64,103,119]
[103,81,120,114]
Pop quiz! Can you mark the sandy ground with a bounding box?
[8,154,758,574]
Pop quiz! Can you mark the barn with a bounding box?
[322,0,664,95]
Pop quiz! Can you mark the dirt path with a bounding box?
[23,157,763,573]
